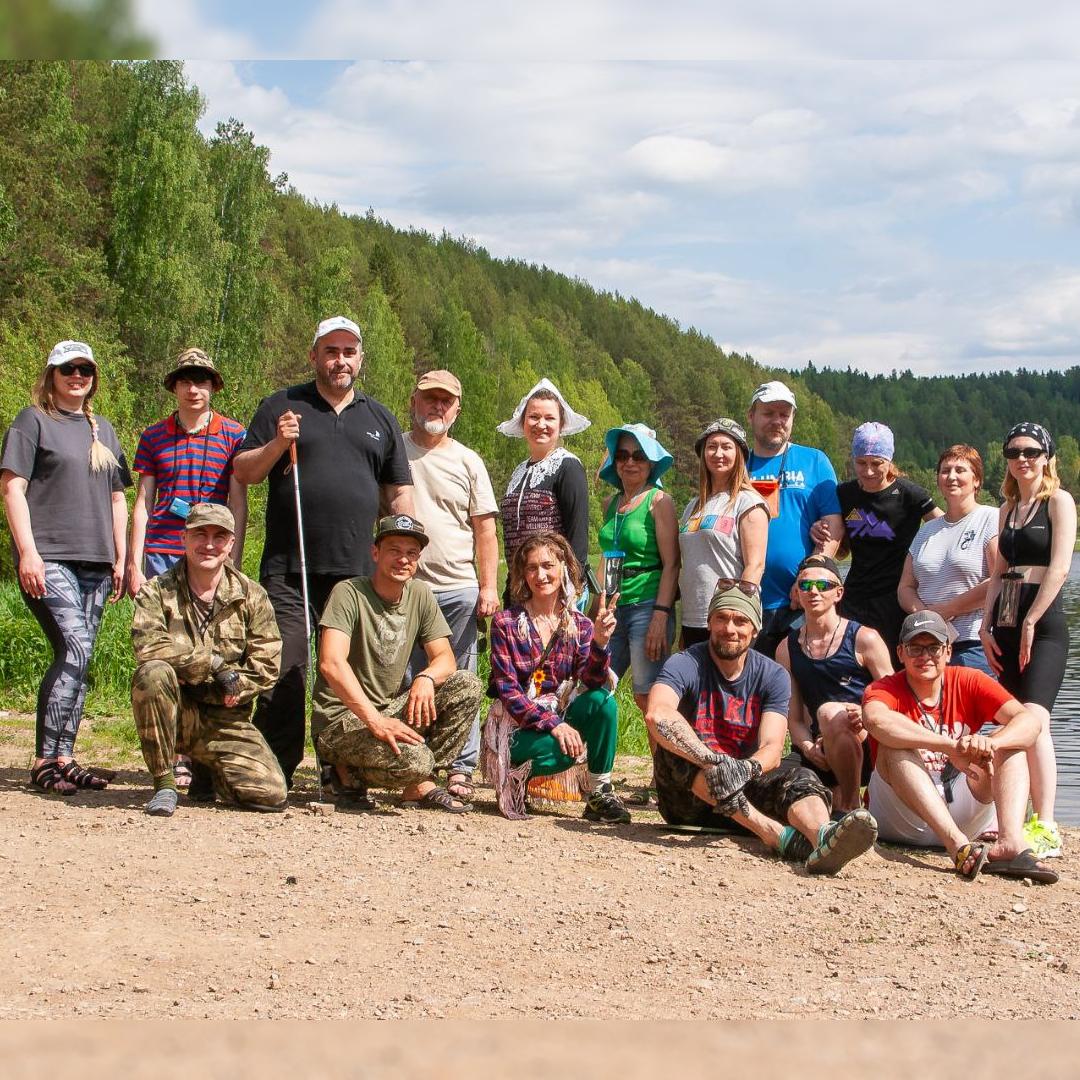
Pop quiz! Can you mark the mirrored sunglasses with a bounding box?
[797,578,839,593]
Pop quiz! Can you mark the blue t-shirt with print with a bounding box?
[748,442,841,610]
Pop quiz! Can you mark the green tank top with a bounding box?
[598,488,663,605]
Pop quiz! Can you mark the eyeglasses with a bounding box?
[57,362,95,377]
[797,578,839,593]
[714,578,759,596]
[614,449,648,464]
[1003,446,1044,460]
[903,642,946,658]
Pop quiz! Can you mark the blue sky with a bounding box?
[134,2,1080,375]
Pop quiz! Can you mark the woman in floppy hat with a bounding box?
[980,422,1076,859]
[678,418,768,648]
[596,423,679,716]
[497,378,593,601]
[0,341,132,794]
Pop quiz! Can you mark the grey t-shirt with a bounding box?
[1,406,132,564]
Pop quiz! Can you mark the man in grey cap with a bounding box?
[404,369,499,803]
[745,380,843,658]
[645,585,878,875]
[131,503,287,818]
[313,514,484,813]
[232,316,414,788]
[863,611,1056,882]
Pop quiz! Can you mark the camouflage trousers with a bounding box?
[131,660,288,809]
[316,670,482,790]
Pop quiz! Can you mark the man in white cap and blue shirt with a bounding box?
[232,315,414,788]
[746,380,843,658]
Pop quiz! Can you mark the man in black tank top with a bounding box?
[776,556,894,812]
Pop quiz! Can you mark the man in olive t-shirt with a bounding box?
[312,514,484,812]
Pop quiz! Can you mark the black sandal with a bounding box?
[406,786,471,814]
[446,773,475,802]
[58,760,110,790]
[30,762,77,796]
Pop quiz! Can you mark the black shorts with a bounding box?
[792,748,872,791]
[654,746,831,829]
[992,586,1068,712]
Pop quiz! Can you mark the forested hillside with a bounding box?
[2,61,1078,580]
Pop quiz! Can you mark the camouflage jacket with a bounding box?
[131,560,281,705]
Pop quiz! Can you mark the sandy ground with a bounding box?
[0,715,1077,1022]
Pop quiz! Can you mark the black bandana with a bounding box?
[1004,422,1054,458]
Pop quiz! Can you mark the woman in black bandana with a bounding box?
[980,422,1076,860]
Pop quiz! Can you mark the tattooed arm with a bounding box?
[645,683,721,767]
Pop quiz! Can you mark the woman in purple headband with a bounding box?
[980,422,1076,859]
[836,422,941,667]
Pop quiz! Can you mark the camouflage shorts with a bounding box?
[654,746,831,829]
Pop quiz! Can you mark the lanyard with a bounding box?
[749,444,790,490]
[905,676,947,737]
[169,411,214,501]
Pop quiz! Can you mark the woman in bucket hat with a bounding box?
[1,341,132,794]
[678,418,768,648]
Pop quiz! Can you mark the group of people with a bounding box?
[0,319,1072,885]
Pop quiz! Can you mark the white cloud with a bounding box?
[133,0,256,59]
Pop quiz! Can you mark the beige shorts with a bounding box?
[868,769,997,847]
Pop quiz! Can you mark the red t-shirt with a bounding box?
[863,666,1014,771]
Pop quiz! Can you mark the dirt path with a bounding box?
[1,727,1076,1020]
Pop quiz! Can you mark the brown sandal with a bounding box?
[446,773,475,801]
[406,786,471,814]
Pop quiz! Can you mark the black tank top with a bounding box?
[787,619,870,727]
[999,499,1052,567]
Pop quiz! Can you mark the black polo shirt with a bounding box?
[241,381,412,577]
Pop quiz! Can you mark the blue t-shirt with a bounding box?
[655,644,791,759]
[748,442,841,610]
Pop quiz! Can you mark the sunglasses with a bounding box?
[1003,446,1044,460]
[904,642,946,658]
[57,362,95,377]
[614,449,648,464]
[714,577,759,596]
[797,578,839,593]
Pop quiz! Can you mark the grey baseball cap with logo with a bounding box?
[899,610,957,645]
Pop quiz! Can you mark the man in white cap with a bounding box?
[745,380,843,658]
[404,370,499,803]
[232,316,414,788]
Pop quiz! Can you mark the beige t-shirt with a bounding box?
[404,433,498,591]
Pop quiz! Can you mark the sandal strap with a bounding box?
[31,762,77,794]
[59,760,109,790]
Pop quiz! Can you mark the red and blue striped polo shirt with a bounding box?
[132,412,246,555]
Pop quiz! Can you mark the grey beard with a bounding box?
[422,419,448,435]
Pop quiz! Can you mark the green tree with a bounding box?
[0,0,153,60]
[359,284,412,420]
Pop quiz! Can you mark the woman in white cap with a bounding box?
[980,422,1076,859]
[497,378,592,599]
[837,422,940,666]
[678,418,768,648]
[1,341,132,793]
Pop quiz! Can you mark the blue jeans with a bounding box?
[144,550,181,579]
[950,638,996,677]
[409,585,480,775]
[609,599,675,695]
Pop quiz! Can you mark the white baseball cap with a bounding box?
[311,316,363,348]
[47,340,96,368]
[750,380,796,409]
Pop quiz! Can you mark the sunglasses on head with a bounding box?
[904,641,946,658]
[57,362,95,377]
[714,577,759,596]
[1003,446,1043,460]
[797,578,839,593]
[614,449,648,464]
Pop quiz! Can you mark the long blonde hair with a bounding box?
[1001,456,1059,505]
[32,365,120,473]
[695,438,755,513]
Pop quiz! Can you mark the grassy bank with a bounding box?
[0,582,651,757]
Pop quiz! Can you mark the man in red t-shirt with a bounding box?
[863,611,1056,883]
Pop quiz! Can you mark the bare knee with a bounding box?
[690,768,713,805]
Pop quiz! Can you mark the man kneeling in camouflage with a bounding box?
[313,515,484,813]
[131,503,287,817]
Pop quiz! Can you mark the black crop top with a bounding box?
[999,499,1052,567]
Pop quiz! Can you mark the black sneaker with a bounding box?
[583,784,631,824]
[323,764,377,811]
[187,760,216,803]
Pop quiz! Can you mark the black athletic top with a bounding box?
[999,499,1052,567]
[786,619,871,734]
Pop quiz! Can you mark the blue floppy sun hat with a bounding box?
[599,423,674,490]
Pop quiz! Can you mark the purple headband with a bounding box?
[1004,422,1054,458]
[852,421,895,462]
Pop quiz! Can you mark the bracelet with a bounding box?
[653,604,673,614]
[414,673,435,686]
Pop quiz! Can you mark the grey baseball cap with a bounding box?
[899,610,957,645]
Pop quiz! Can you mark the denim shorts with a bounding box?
[608,598,675,695]
[949,639,995,678]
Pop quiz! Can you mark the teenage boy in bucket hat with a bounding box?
[645,585,878,875]
[232,316,414,788]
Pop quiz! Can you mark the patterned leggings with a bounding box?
[22,561,111,759]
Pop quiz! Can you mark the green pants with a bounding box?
[509,688,618,777]
[131,660,287,809]
[317,670,482,790]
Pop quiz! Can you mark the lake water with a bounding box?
[1051,552,1080,824]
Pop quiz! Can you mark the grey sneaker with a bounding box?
[145,788,179,817]
[805,808,877,875]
